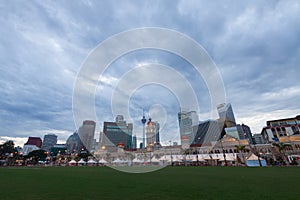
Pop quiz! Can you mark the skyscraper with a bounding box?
[66,132,84,154]
[236,124,254,144]
[192,120,222,146]
[132,135,137,149]
[146,118,160,147]
[217,103,236,137]
[41,134,57,152]
[217,103,236,128]
[78,120,96,151]
[102,115,133,151]
[178,109,199,149]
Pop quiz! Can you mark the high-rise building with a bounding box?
[236,124,254,144]
[217,103,236,127]
[132,135,137,149]
[146,118,160,147]
[41,134,57,152]
[225,127,240,139]
[192,120,222,146]
[78,120,96,151]
[224,124,254,144]
[102,116,133,151]
[66,132,84,154]
[178,110,199,148]
[217,103,236,137]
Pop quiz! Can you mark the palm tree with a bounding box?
[235,145,246,164]
[272,142,292,165]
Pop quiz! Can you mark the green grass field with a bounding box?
[1,166,300,200]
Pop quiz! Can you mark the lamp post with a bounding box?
[220,139,227,166]
[169,140,173,166]
[253,141,262,167]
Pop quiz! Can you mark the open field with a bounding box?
[0,166,300,200]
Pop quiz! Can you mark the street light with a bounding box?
[220,139,227,166]
[253,141,262,167]
[169,140,173,166]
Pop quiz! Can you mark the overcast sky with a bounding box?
[0,0,300,147]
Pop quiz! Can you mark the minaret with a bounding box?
[141,110,147,148]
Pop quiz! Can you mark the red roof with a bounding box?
[25,137,42,148]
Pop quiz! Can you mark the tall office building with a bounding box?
[102,115,133,151]
[217,103,236,127]
[178,110,199,148]
[224,124,254,144]
[146,118,160,147]
[217,103,236,137]
[236,124,254,144]
[66,132,84,153]
[192,120,222,146]
[41,134,57,152]
[132,135,137,149]
[78,120,96,151]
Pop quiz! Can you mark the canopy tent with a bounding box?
[159,155,171,161]
[68,159,77,166]
[98,158,108,164]
[132,158,144,163]
[171,155,183,162]
[150,157,160,163]
[87,159,97,165]
[246,153,267,167]
[219,154,236,161]
[113,158,128,164]
[78,159,86,165]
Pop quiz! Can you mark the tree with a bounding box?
[0,141,19,166]
[25,149,47,165]
[0,141,17,156]
[272,142,292,165]
[235,145,246,163]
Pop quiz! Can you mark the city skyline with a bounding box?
[1,1,300,147]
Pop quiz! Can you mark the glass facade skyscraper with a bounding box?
[102,116,133,151]
[178,110,199,149]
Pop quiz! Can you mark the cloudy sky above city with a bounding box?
[0,0,300,146]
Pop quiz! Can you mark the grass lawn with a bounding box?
[0,166,300,200]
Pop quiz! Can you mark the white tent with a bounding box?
[98,158,108,164]
[132,158,144,163]
[150,157,160,163]
[87,159,97,166]
[113,158,128,164]
[78,159,86,166]
[172,155,182,162]
[160,155,171,161]
[69,159,77,166]
[78,158,86,165]
[219,154,235,161]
